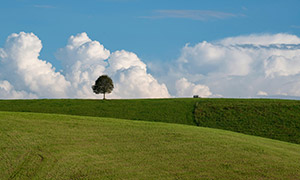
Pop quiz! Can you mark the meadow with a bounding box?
[194,98,300,144]
[0,99,198,125]
[1,111,300,179]
[1,98,300,143]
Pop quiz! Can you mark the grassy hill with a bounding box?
[0,99,198,125]
[194,99,300,144]
[1,111,300,179]
[1,98,300,144]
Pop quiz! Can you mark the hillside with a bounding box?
[194,99,300,144]
[1,98,300,144]
[1,111,300,179]
[0,99,198,125]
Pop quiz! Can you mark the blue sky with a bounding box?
[1,0,300,99]
[1,0,300,68]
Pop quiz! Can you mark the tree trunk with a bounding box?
[103,93,106,100]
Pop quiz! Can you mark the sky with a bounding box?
[1,0,300,99]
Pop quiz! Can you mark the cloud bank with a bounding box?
[0,32,70,98]
[0,32,170,99]
[175,78,211,97]
[1,32,300,99]
[169,33,300,97]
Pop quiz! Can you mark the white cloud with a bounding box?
[219,33,300,45]
[107,50,146,72]
[0,32,170,99]
[2,32,300,99]
[0,80,37,99]
[0,32,70,98]
[257,91,268,96]
[170,33,300,97]
[56,33,170,99]
[56,32,110,98]
[107,50,170,98]
[264,55,300,78]
[178,41,253,76]
[175,78,212,97]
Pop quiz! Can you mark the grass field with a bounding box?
[1,111,300,179]
[194,99,300,144]
[0,99,198,125]
[1,98,300,144]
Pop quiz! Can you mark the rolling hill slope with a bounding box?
[0,99,198,125]
[1,111,300,179]
[1,98,300,144]
[194,99,300,144]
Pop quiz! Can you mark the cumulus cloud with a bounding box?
[178,41,253,76]
[56,33,170,99]
[2,31,300,99]
[171,33,300,97]
[0,32,70,98]
[108,50,170,98]
[264,55,300,78]
[0,32,170,99]
[107,50,146,72]
[56,32,110,98]
[175,78,212,97]
[0,80,37,99]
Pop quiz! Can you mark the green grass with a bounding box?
[0,99,198,125]
[194,99,300,144]
[2,98,300,144]
[1,111,300,179]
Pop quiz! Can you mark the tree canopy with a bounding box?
[92,75,114,99]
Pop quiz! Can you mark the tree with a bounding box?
[92,75,114,99]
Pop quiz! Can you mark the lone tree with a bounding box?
[92,75,114,100]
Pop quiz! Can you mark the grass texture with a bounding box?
[1,111,300,179]
[1,98,300,144]
[194,99,300,144]
[0,99,198,125]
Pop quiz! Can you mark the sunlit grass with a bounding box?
[1,98,300,144]
[1,111,300,179]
